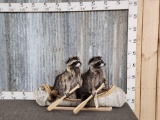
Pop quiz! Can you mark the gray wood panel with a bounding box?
[0,0,128,92]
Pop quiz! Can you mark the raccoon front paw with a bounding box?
[77,83,81,87]
[65,93,69,97]
[78,80,83,86]
[91,91,96,96]
[103,79,107,84]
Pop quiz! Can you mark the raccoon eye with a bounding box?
[99,60,103,63]
[96,61,101,64]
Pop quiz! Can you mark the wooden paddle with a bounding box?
[73,83,105,114]
[43,84,51,93]
[47,84,80,111]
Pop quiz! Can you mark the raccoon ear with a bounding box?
[66,58,70,64]
[77,56,80,60]
[88,57,95,64]
[66,55,73,64]
[97,56,102,59]
[77,52,81,58]
[69,55,73,58]
[69,55,73,59]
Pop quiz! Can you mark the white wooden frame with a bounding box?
[0,0,137,111]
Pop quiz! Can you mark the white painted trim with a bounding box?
[0,0,137,111]
[0,91,35,100]
[127,0,137,110]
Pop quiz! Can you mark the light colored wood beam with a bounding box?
[156,14,160,120]
[135,0,144,119]
[140,0,160,120]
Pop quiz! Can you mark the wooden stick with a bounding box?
[47,84,80,111]
[43,84,51,93]
[73,83,105,114]
[52,106,112,111]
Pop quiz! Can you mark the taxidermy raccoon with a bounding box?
[81,56,107,101]
[48,56,82,102]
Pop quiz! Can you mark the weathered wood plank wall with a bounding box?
[0,0,128,92]
[135,0,160,120]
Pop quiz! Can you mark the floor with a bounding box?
[0,100,137,120]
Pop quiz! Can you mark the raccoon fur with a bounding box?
[48,56,82,102]
[81,56,107,101]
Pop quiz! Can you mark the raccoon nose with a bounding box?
[76,63,81,67]
[100,63,105,67]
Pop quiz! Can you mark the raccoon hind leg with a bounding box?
[81,93,91,107]
[81,93,90,101]
[47,90,58,102]
[75,88,82,99]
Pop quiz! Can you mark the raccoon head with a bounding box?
[88,56,106,69]
[66,56,82,69]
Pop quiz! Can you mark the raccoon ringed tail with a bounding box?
[47,90,58,102]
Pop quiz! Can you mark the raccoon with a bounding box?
[48,56,82,101]
[81,56,107,101]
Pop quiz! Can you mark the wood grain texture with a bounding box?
[140,0,159,120]
[0,0,128,92]
[156,20,160,120]
[135,0,143,118]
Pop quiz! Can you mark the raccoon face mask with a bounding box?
[66,56,82,69]
[88,56,106,69]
